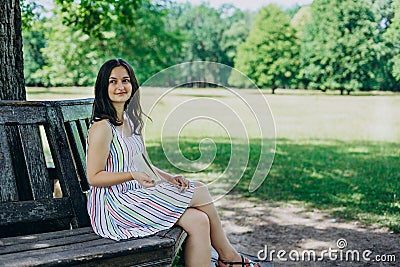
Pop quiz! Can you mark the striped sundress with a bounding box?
[86,117,194,241]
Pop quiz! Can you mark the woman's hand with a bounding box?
[170,175,190,192]
[131,172,156,188]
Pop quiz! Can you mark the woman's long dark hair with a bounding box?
[92,58,144,135]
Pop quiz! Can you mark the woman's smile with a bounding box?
[108,66,133,104]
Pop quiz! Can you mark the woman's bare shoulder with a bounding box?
[89,120,112,141]
[91,119,111,129]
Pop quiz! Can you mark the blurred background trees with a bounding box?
[21,0,400,92]
[230,4,299,93]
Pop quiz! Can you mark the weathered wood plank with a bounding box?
[45,106,90,228]
[0,233,174,267]
[0,232,100,255]
[58,99,93,122]
[0,105,47,124]
[0,226,93,246]
[19,124,53,199]
[4,125,32,201]
[65,120,88,191]
[157,225,187,258]
[0,125,18,201]
[0,198,73,225]
[77,119,89,146]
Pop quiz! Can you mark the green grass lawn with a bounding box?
[27,87,400,232]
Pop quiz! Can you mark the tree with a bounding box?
[165,3,250,86]
[220,6,252,67]
[23,18,49,87]
[300,0,382,94]
[0,0,25,100]
[291,6,312,39]
[31,11,102,87]
[55,0,142,39]
[382,0,400,87]
[230,4,300,93]
[172,4,229,63]
[97,1,184,84]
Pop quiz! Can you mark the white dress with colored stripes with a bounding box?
[86,119,194,241]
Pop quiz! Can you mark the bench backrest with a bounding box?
[0,100,93,237]
[51,99,93,192]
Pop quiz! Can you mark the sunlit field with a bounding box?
[27,87,400,232]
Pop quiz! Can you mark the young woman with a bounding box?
[86,58,260,267]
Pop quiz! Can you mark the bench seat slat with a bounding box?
[0,227,184,267]
[157,224,187,256]
[0,232,100,255]
[0,227,93,246]
[0,198,73,225]
[0,238,173,267]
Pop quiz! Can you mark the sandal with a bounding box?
[216,254,261,267]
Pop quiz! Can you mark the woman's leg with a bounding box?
[189,182,243,264]
[176,207,211,267]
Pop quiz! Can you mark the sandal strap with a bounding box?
[218,255,259,267]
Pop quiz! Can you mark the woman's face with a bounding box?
[108,66,132,105]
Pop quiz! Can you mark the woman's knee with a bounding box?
[192,181,207,189]
[178,208,210,235]
[190,181,213,207]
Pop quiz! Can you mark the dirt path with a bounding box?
[215,194,399,267]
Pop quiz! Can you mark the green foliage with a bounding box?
[98,2,184,83]
[20,0,42,29]
[300,0,385,92]
[290,6,311,39]
[31,13,99,87]
[55,0,143,38]
[160,3,251,86]
[383,0,400,84]
[231,4,300,89]
[166,3,250,66]
[23,19,48,86]
[220,6,253,67]
[285,4,302,19]
[22,1,183,86]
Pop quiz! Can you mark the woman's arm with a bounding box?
[86,120,154,187]
[153,166,174,182]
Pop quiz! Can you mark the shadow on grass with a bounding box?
[147,138,400,233]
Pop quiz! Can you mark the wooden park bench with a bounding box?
[0,99,186,266]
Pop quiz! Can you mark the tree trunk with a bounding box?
[0,0,26,100]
